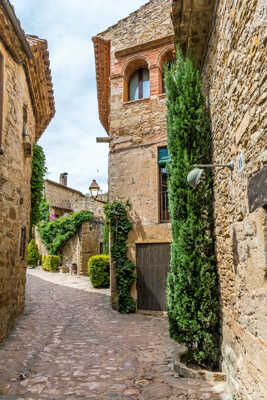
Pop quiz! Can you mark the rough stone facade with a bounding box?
[61,221,104,276]
[0,1,54,343]
[200,1,267,398]
[44,177,106,218]
[38,177,106,275]
[93,0,174,308]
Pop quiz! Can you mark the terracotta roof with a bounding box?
[0,0,55,140]
[26,35,55,139]
[92,36,110,134]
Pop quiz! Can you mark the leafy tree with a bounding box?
[39,196,49,223]
[165,49,220,369]
[30,145,46,236]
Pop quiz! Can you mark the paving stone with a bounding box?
[0,273,223,399]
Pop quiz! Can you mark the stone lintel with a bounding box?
[115,35,174,59]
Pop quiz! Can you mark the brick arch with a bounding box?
[158,46,175,72]
[158,47,175,93]
[122,56,150,102]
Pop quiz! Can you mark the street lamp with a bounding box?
[89,180,107,204]
[187,161,234,188]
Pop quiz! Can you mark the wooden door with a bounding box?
[136,243,170,311]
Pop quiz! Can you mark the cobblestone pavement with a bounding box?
[0,272,224,400]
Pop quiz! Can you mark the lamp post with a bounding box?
[187,161,234,188]
[89,180,107,204]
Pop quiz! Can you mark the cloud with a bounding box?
[10,0,148,193]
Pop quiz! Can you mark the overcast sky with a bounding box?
[11,0,148,194]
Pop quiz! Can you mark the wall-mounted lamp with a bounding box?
[187,161,234,188]
[89,180,107,204]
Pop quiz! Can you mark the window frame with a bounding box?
[128,68,150,101]
[158,147,170,223]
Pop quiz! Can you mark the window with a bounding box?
[128,68,150,101]
[161,50,175,94]
[158,148,170,222]
[19,226,27,260]
[0,52,3,153]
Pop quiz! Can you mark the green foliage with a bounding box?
[42,255,60,271]
[104,201,136,313]
[88,255,110,288]
[232,395,237,400]
[104,219,109,255]
[165,48,220,369]
[39,211,94,255]
[27,239,40,267]
[30,145,46,235]
[39,196,49,223]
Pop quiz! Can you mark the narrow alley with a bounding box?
[0,272,222,400]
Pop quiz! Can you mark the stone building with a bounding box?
[36,174,106,275]
[93,0,174,311]
[44,174,106,219]
[0,0,55,342]
[171,0,266,398]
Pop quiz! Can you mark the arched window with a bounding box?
[0,52,3,153]
[128,68,150,101]
[162,61,173,94]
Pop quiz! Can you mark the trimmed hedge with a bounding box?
[42,255,60,271]
[27,239,40,267]
[88,255,110,288]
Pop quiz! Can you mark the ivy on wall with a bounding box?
[30,145,46,235]
[104,219,109,255]
[164,48,220,369]
[39,211,94,255]
[104,201,136,313]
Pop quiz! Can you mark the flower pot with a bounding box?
[71,263,77,274]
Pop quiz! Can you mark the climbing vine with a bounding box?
[30,145,47,235]
[104,201,136,313]
[39,211,94,255]
[164,48,220,369]
[104,218,109,255]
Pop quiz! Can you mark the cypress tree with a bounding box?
[165,49,220,369]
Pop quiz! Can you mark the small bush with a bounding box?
[42,255,60,271]
[27,239,40,267]
[88,255,110,288]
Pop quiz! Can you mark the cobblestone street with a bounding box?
[0,272,225,400]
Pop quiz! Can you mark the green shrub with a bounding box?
[165,48,220,369]
[27,239,40,267]
[42,255,60,271]
[88,255,110,288]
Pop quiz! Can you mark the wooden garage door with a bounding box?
[136,243,170,311]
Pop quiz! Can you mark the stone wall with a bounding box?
[44,179,106,218]
[59,221,104,276]
[0,41,36,343]
[202,0,266,398]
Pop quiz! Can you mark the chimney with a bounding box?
[60,172,68,186]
